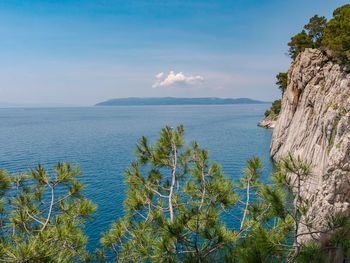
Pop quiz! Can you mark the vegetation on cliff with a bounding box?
[289,4,350,71]
[275,72,288,94]
[323,5,350,70]
[263,4,350,124]
[288,15,327,59]
[264,99,281,120]
[263,72,286,120]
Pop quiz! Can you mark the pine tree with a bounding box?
[322,4,350,70]
[100,126,316,262]
[272,153,350,262]
[276,72,288,94]
[100,125,240,262]
[304,15,327,48]
[287,14,327,60]
[288,30,313,60]
[0,163,97,262]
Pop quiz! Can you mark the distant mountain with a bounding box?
[95,97,269,106]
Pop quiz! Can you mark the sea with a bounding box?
[0,104,273,251]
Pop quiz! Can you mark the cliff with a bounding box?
[270,48,350,245]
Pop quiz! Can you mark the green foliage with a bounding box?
[276,72,288,93]
[322,4,350,70]
[100,126,350,262]
[233,225,285,263]
[0,163,97,262]
[271,100,281,115]
[295,242,324,263]
[264,99,281,119]
[287,4,350,70]
[1,127,349,262]
[288,14,327,59]
[100,125,241,262]
[264,110,271,118]
[274,153,312,180]
[288,30,314,59]
[264,74,285,120]
[304,15,327,47]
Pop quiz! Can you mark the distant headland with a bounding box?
[95,97,269,106]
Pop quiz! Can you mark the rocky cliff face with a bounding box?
[271,48,350,243]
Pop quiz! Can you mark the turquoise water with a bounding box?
[0,104,273,251]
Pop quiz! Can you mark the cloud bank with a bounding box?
[152,71,204,88]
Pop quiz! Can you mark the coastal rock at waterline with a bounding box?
[270,48,350,242]
[257,118,276,129]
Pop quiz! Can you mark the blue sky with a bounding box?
[0,0,349,105]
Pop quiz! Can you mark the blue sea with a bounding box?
[0,104,273,251]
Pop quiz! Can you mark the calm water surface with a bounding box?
[0,104,273,251]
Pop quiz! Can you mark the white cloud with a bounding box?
[156,72,164,79]
[152,71,204,88]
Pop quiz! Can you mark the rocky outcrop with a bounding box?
[271,49,350,243]
[258,117,277,129]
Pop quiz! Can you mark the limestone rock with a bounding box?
[270,48,350,242]
[258,117,277,129]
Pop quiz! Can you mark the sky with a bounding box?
[0,0,349,106]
